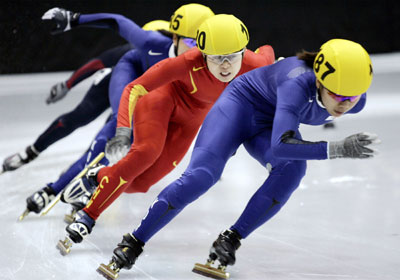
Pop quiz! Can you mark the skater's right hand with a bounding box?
[42,7,80,35]
[105,127,132,164]
[328,132,381,159]
[46,81,69,104]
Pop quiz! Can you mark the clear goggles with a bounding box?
[327,90,361,103]
[206,49,245,65]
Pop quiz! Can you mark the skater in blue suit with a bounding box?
[96,39,380,279]
[15,4,214,217]
[8,5,211,216]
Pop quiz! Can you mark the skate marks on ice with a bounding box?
[249,232,387,280]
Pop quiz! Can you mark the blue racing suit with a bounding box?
[131,56,366,242]
[47,13,173,194]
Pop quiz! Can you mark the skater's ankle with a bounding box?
[130,233,145,247]
[82,208,98,221]
[228,228,242,240]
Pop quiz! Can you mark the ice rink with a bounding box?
[0,53,399,280]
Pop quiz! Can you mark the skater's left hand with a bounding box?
[105,127,132,164]
[46,81,69,104]
[42,7,80,35]
[329,132,381,159]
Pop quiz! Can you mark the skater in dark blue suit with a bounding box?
[97,39,380,279]
[13,4,214,218]
[6,9,173,215]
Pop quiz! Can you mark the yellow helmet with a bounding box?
[142,20,170,32]
[196,14,249,55]
[314,39,373,96]
[169,3,214,38]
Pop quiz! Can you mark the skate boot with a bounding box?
[193,229,242,279]
[18,185,56,221]
[63,191,91,224]
[61,163,103,204]
[2,145,39,173]
[97,233,144,280]
[60,163,103,223]
[56,210,95,256]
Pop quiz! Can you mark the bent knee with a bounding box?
[291,160,307,179]
[164,167,216,209]
[273,160,306,178]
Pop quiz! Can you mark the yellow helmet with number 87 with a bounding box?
[313,39,373,97]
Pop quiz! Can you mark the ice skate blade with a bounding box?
[40,152,104,217]
[40,194,61,216]
[18,209,30,221]
[56,237,72,256]
[97,262,120,280]
[64,209,76,224]
[193,263,229,279]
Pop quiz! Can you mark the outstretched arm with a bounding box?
[271,80,378,160]
[271,79,329,160]
[42,8,153,49]
[46,44,132,104]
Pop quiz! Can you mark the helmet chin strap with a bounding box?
[172,35,180,57]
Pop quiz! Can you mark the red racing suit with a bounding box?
[84,46,275,219]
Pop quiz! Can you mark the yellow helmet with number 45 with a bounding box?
[313,39,373,96]
[169,3,214,39]
[196,14,249,55]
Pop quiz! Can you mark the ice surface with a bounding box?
[0,54,399,280]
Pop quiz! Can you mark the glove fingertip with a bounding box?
[371,138,382,145]
[362,132,379,140]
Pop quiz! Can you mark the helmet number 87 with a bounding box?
[314,53,336,80]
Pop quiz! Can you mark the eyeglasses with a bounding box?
[327,91,361,102]
[180,37,197,48]
[206,49,245,65]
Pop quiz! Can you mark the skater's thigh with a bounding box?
[75,71,111,117]
[243,129,273,167]
[126,122,199,193]
[194,95,252,163]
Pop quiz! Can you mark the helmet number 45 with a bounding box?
[171,14,183,30]
[314,53,336,80]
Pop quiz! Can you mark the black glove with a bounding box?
[105,127,132,164]
[42,7,80,35]
[329,132,380,159]
[2,145,39,171]
[46,81,69,104]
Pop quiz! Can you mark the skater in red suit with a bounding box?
[59,14,275,251]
